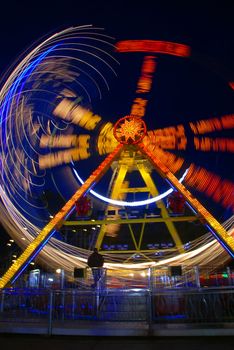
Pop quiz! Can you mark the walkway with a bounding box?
[0,334,234,350]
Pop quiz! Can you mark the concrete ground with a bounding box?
[0,334,234,350]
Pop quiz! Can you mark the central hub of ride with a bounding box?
[113,115,147,144]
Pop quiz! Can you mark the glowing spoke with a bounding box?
[184,164,234,211]
[39,148,91,169]
[53,99,102,130]
[194,137,234,152]
[190,114,234,134]
[116,40,191,57]
[130,55,157,118]
[40,134,90,149]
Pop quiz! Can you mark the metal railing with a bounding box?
[1,265,234,335]
[152,288,234,323]
[1,286,234,334]
[16,265,234,290]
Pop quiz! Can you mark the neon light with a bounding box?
[113,116,146,144]
[130,56,156,118]
[0,44,58,125]
[189,114,234,134]
[185,164,234,210]
[205,225,234,258]
[116,40,191,57]
[11,229,56,284]
[194,137,234,152]
[73,168,188,207]
[131,98,147,118]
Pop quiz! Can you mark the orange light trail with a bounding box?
[190,114,234,134]
[194,137,234,152]
[185,164,234,211]
[130,56,157,118]
[116,40,191,58]
[144,125,187,150]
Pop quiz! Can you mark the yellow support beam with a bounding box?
[139,142,234,257]
[120,187,149,193]
[63,216,198,226]
[137,162,185,253]
[127,223,139,250]
[137,220,146,251]
[95,154,188,253]
[95,163,129,250]
[0,144,124,288]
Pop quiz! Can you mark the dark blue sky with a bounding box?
[0,1,233,72]
[0,1,233,242]
[0,0,233,200]
[0,3,233,168]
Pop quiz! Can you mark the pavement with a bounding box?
[1,334,234,350]
[1,320,234,337]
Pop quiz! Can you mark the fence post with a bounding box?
[147,288,153,335]
[61,290,65,321]
[72,290,75,320]
[0,290,5,312]
[147,267,154,334]
[148,267,152,291]
[95,288,100,319]
[184,268,189,287]
[48,290,53,336]
[60,269,65,289]
[194,266,201,288]
[227,266,232,286]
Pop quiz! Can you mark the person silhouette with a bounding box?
[87,248,104,288]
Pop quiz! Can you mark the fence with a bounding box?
[1,287,234,335]
[19,265,234,290]
[153,288,234,323]
[1,265,234,335]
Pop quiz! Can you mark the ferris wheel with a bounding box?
[0,25,233,288]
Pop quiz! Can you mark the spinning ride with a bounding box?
[0,26,233,288]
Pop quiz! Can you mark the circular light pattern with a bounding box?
[0,25,119,228]
[0,25,233,278]
[113,115,147,144]
[73,167,189,207]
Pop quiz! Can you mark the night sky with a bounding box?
[0,1,233,263]
[0,1,233,71]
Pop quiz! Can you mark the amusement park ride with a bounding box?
[0,26,233,288]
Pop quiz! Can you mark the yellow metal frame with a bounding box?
[138,142,234,255]
[137,162,184,253]
[95,153,185,254]
[64,216,199,226]
[1,140,233,289]
[95,162,129,250]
